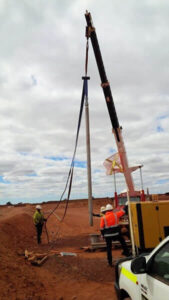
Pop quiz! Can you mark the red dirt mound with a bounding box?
[0,201,120,300]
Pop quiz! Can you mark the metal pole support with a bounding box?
[82,76,93,226]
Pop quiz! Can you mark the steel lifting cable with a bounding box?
[46,40,89,228]
[44,85,86,244]
[85,39,89,76]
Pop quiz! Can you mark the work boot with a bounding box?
[108,262,113,267]
[122,251,131,257]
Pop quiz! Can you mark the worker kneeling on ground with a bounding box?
[100,203,130,267]
[33,205,46,244]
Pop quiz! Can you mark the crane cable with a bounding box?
[85,39,89,76]
[45,40,89,243]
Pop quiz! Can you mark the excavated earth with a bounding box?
[1,195,167,300]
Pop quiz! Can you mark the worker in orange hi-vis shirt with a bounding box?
[100,203,130,267]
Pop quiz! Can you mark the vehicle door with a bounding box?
[139,241,169,300]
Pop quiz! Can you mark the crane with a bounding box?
[85,11,144,199]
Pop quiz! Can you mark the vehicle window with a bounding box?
[148,242,169,284]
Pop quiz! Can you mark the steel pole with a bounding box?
[85,95,93,226]
[139,166,144,190]
[113,172,117,193]
[113,172,118,208]
[139,165,145,201]
[127,190,136,257]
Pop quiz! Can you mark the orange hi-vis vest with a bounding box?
[100,210,125,237]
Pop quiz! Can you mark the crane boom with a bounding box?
[85,11,137,196]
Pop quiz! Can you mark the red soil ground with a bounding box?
[1,195,167,300]
[0,198,126,300]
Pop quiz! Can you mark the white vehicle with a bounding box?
[115,236,169,300]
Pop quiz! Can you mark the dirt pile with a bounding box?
[0,200,120,300]
[0,212,47,300]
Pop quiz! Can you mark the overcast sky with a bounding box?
[0,0,169,204]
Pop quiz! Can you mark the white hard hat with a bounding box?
[100,206,106,213]
[36,205,42,210]
[106,204,113,211]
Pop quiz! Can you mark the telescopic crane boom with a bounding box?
[85,11,137,196]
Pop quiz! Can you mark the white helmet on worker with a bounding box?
[36,205,42,210]
[100,206,106,213]
[106,204,113,211]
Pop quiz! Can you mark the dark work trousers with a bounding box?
[105,233,129,265]
[121,225,130,239]
[35,223,43,244]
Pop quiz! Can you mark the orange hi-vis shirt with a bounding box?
[100,210,125,237]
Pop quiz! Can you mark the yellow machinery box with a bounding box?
[130,201,169,251]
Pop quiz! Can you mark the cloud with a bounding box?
[0,0,169,204]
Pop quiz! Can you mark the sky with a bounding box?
[0,0,169,204]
